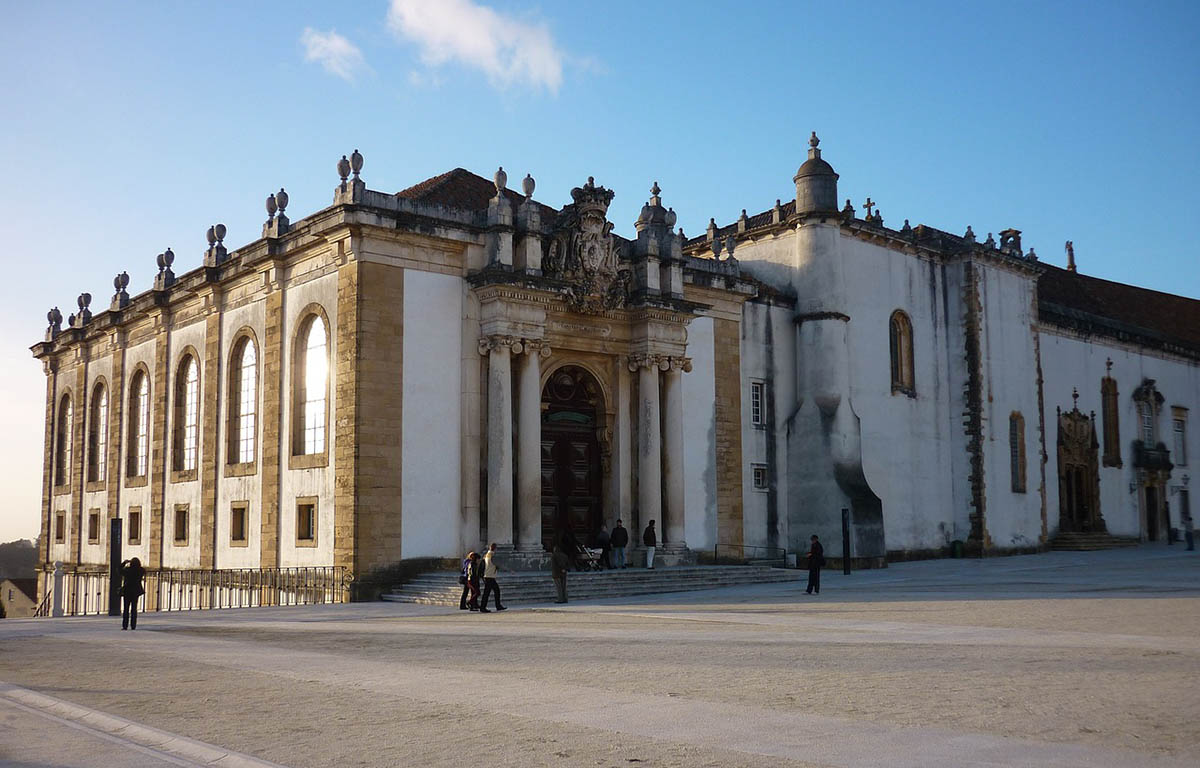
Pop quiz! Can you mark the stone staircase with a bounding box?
[1049,532,1141,551]
[382,565,804,607]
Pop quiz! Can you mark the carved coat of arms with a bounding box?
[544,177,630,313]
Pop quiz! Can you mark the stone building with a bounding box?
[31,138,1199,600]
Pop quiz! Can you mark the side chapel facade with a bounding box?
[32,138,1199,596]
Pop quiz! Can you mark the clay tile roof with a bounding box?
[1037,263,1200,355]
[396,168,558,219]
[684,199,798,249]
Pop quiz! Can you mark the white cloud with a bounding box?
[387,0,564,93]
[300,27,367,82]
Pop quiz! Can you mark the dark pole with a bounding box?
[108,518,123,616]
[841,507,851,576]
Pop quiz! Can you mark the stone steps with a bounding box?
[382,565,804,606]
[1049,532,1141,551]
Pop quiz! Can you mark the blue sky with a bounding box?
[1,0,1197,541]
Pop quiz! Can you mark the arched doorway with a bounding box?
[541,366,604,551]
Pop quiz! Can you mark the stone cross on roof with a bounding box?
[862,197,875,218]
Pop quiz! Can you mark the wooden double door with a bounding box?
[540,366,602,551]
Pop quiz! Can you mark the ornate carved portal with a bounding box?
[1057,405,1105,533]
[540,366,605,551]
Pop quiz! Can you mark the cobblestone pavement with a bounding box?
[2,546,1198,768]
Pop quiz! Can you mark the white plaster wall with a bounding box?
[401,270,463,558]
[279,272,338,567]
[839,235,961,552]
[682,315,717,552]
[974,265,1043,549]
[161,318,207,570]
[216,299,265,568]
[1039,329,1200,538]
[116,337,156,567]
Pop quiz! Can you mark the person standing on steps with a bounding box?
[596,524,612,570]
[805,535,825,595]
[465,551,482,611]
[611,518,629,569]
[551,530,571,603]
[643,520,657,569]
[479,542,506,612]
[459,552,473,610]
[120,557,146,630]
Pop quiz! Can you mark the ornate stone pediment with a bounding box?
[544,177,631,313]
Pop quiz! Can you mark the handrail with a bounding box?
[33,588,52,617]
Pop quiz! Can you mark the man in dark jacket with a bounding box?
[611,519,630,569]
[643,520,657,569]
[806,535,824,595]
[596,524,612,569]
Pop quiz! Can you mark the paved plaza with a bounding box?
[1,546,1198,767]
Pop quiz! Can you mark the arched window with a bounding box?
[128,370,150,477]
[173,355,199,472]
[87,382,108,483]
[229,336,258,464]
[55,394,72,487]
[295,315,328,455]
[1009,412,1026,493]
[889,310,915,394]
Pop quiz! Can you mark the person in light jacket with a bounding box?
[643,520,657,569]
[479,542,506,612]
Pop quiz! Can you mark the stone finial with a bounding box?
[964,225,976,243]
[712,236,723,259]
[494,166,507,194]
[984,232,996,249]
[772,198,783,225]
[276,188,288,213]
[809,131,820,149]
[874,209,883,227]
[706,217,717,242]
[665,207,677,228]
[337,154,351,182]
[111,271,130,310]
[205,223,229,267]
[214,223,226,243]
[737,209,748,233]
[73,292,92,327]
[842,198,855,216]
[1028,247,1038,261]
[154,248,176,290]
[522,173,535,200]
[206,226,216,246]
[649,181,661,206]
[901,219,913,235]
[350,149,363,179]
[725,234,737,258]
[678,227,685,240]
[46,306,62,339]
[1065,240,1076,272]
[1072,387,1079,408]
[266,193,278,220]
[1106,357,1113,374]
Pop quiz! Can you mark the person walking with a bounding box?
[120,557,146,630]
[459,552,473,610]
[551,530,571,603]
[643,520,657,569]
[465,551,482,611]
[611,519,629,569]
[479,542,506,612]
[596,524,612,570]
[1184,511,1195,552]
[805,535,824,595]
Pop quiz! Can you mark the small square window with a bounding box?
[54,512,65,543]
[231,502,248,545]
[752,463,768,491]
[173,505,189,545]
[750,382,765,427]
[128,507,142,545]
[87,509,100,544]
[296,498,317,546]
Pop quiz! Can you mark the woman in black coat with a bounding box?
[120,557,146,630]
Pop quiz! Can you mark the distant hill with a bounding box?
[0,539,37,580]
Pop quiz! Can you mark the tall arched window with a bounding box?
[229,336,258,464]
[55,394,72,487]
[889,310,915,394]
[173,355,199,472]
[128,370,150,477]
[295,315,328,455]
[87,382,108,483]
[1100,376,1121,467]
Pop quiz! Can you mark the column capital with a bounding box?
[513,338,551,358]
[667,356,692,373]
[628,353,671,372]
[478,334,518,355]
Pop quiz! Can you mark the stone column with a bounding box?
[481,336,515,547]
[632,355,663,534]
[516,340,548,552]
[662,356,691,549]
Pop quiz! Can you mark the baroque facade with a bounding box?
[32,138,1199,597]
